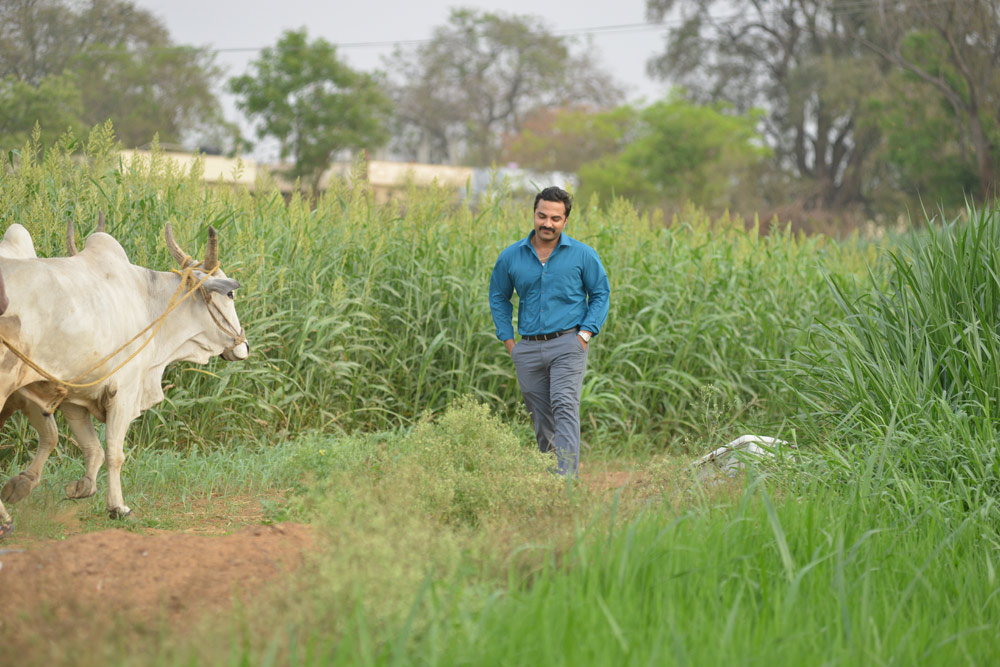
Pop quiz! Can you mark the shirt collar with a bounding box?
[521,230,572,249]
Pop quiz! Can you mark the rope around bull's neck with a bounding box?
[0,264,220,393]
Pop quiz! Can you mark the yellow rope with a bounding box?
[0,264,219,391]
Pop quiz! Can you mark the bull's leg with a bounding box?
[0,400,58,504]
[0,497,11,537]
[62,403,104,500]
[0,392,16,536]
[103,404,134,519]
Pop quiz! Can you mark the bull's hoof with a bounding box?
[108,507,133,521]
[65,477,98,500]
[0,519,12,539]
[1,473,38,504]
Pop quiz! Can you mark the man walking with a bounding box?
[489,186,610,476]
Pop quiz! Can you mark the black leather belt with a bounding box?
[522,327,579,341]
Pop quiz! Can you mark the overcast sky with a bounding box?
[133,0,672,160]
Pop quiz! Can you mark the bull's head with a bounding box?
[164,224,250,362]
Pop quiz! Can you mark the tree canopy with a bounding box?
[384,8,624,166]
[646,0,884,211]
[646,0,1000,214]
[857,0,1000,201]
[577,95,769,211]
[228,29,392,190]
[0,0,229,150]
[500,106,637,174]
[2,0,995,222]
[0,73,85,148]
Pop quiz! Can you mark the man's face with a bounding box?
[533,199,568,242]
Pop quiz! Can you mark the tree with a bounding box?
[500,105,636,173]
[228,29,391,191]
[0,0,230,149]
[857,0,1000,201]
[384,8,623,166]
[866,70,979,209]
[577,95,770,211]
[0,73,84,148]
[646,0,886,211]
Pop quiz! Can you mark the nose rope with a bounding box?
[173,262,247,354]
[199,287,246,353]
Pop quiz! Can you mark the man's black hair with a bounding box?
[534,186,572,218]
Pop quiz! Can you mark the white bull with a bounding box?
[0,219,132,529]
[0,222,249,535]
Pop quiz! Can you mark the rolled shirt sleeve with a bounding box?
[580,250,610,336]
[489,253,516,341]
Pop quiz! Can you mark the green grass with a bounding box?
[384,485,998,665]
[1,400,972,667]
[55,406,990,667]
[791,205,1000,510]
[0,435,301,539]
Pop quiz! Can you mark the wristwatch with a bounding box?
[578,331,592,343]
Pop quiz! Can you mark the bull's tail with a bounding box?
[0,267,7,315]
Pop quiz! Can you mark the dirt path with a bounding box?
[0,465,652,663]
[0,518,313,662]
[0,522,312,618]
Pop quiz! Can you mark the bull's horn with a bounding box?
[96,211,105,233]
[164,224,194,268]
[67,219,79,256]
[204,226,219,272]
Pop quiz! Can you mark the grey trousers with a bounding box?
[512,332,589,476]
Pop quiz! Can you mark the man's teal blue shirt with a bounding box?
[489,231,610,341]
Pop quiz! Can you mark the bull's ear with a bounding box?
[202,277,240,296]
[204,226,219,272]
[96,211,105,233]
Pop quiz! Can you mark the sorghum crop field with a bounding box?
[1,129,997,665]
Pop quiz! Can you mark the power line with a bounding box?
[30,0,969,61]
[209,21,669,55]
[193,0,961,57]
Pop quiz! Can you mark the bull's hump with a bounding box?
[82,233,131,263]
[0,224,37,259]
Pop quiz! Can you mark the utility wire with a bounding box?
[209,22,667,55]
[35,0,973,59]
[203,0,961,55]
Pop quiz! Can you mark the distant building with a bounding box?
[118,150,261,189]
[118,150,577,203]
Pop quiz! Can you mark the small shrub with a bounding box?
[399,396,565,528]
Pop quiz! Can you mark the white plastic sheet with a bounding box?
[693,435,794,478]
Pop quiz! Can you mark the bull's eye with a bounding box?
[227,290,235,299]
